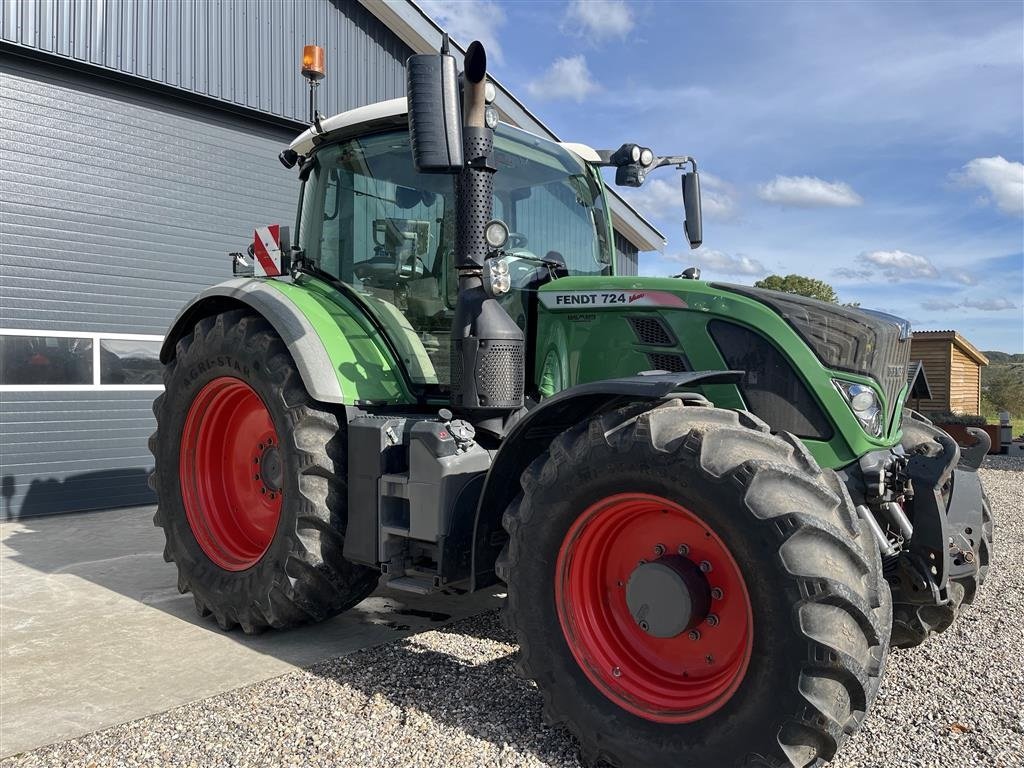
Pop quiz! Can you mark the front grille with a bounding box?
[646,353,690,373]
[713,283,913,433]
[879,338,912,430]
[628,316,676,346]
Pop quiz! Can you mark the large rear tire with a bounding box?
[149,310,379,633]
[500,402,891,768]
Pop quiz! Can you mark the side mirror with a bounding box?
[681,171,702,249]
[406,40,463,173]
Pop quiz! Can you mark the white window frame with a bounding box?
[0,328,165,392]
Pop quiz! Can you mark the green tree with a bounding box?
[981,362,1024,416]
[754,274,839,303]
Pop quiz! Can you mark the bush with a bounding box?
[923,411,988,427]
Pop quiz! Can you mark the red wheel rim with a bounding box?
[555,493,753,723]
[179,376,283,571]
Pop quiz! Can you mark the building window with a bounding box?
[0,335,93,385]
[0,330,164,391]
[99,339,162,385]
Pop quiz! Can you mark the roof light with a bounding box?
[301,45,326,81]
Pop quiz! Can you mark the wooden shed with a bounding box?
[909,331,989,415]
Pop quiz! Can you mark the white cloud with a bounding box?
[624,179,677,218]
[860,249,938,280]
[921,298,960,311]
[418,0,507,64]
[563,0,634,41]
[625,172,737,221]
[526,56,599,102]
[961,297,1018,311]
[832,267,874,280]
[922,297,1017,312]
[686,248,768,276]
[950,270,978,286]
[700,172,739,221]
[756,175,863,208]
[955,156,1024,217]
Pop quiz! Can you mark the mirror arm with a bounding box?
[654,155,697,172]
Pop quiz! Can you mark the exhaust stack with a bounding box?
[407,40,525,432]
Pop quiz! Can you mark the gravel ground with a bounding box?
[4,461,1021,768]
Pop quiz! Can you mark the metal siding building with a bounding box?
[0,0,659,519]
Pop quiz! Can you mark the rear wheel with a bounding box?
[149,310,379,633]
[500,402,891,768]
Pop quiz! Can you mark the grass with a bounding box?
[982,410,1022,440]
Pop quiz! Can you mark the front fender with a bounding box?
[160,278,413,405]
[469,370,742,590]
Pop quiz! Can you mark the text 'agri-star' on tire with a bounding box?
[149,309,378,633]
[499,401,892,768]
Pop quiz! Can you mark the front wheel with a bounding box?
[149,309,379,633]
[500,402,891,768]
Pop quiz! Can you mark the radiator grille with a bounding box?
[646,353,690,373]
[628,316,675,346]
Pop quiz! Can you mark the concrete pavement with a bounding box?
[0,506,502,757]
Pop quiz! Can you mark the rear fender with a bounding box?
[160,278,411,405]
[469,370,742,590]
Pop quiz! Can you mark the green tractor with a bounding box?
[150,39,993,767]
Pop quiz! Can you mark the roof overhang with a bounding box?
[911,331,990,366]
[357,0,666,253]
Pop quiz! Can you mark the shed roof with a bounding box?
[911,331,989,366]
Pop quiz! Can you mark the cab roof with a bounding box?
[289,96,603,166]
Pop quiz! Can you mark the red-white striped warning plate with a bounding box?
[253,225,282,277]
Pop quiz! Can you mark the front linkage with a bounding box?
[841,409,992,648]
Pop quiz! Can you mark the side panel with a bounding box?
[160,277,414,406]
[532,276,903,469]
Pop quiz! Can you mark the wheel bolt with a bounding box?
[699,560,712,573]
[639,620,649,632]
[258,443,264,450]
[254,474,260,480]
[260,487,266,494]
[688,629,701,641]
[269,493,276,500]
[706,614,720,627]
[653,544,665,556]
[711,587,724,600]
[253,457,259,464]
[705,655,714,665]
[612,666,622,678]
[677,544,689,556]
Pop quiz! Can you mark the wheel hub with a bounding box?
[555,492,753,723]
[259,443,283,493]
[626,555,710,638]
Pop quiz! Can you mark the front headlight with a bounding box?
[834,379,882,437]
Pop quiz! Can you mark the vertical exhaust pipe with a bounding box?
[406,39,524,433]
[449,42,525,432]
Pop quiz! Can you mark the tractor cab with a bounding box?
[290,101,613,391]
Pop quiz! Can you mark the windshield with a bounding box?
[297,123,612,387]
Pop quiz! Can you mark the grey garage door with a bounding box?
[0,54,299,519]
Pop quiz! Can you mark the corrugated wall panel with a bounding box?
[0,391,157,517]
[0,54,300,519]
[0,55,296,334]
[614,230,639,276]
[0,0,411,123]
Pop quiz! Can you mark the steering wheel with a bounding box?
[354,251,428,287]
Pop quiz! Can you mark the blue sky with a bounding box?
[419,0,1024,352]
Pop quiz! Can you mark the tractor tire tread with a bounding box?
[150,309,378,634]
[501,403,890,768]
